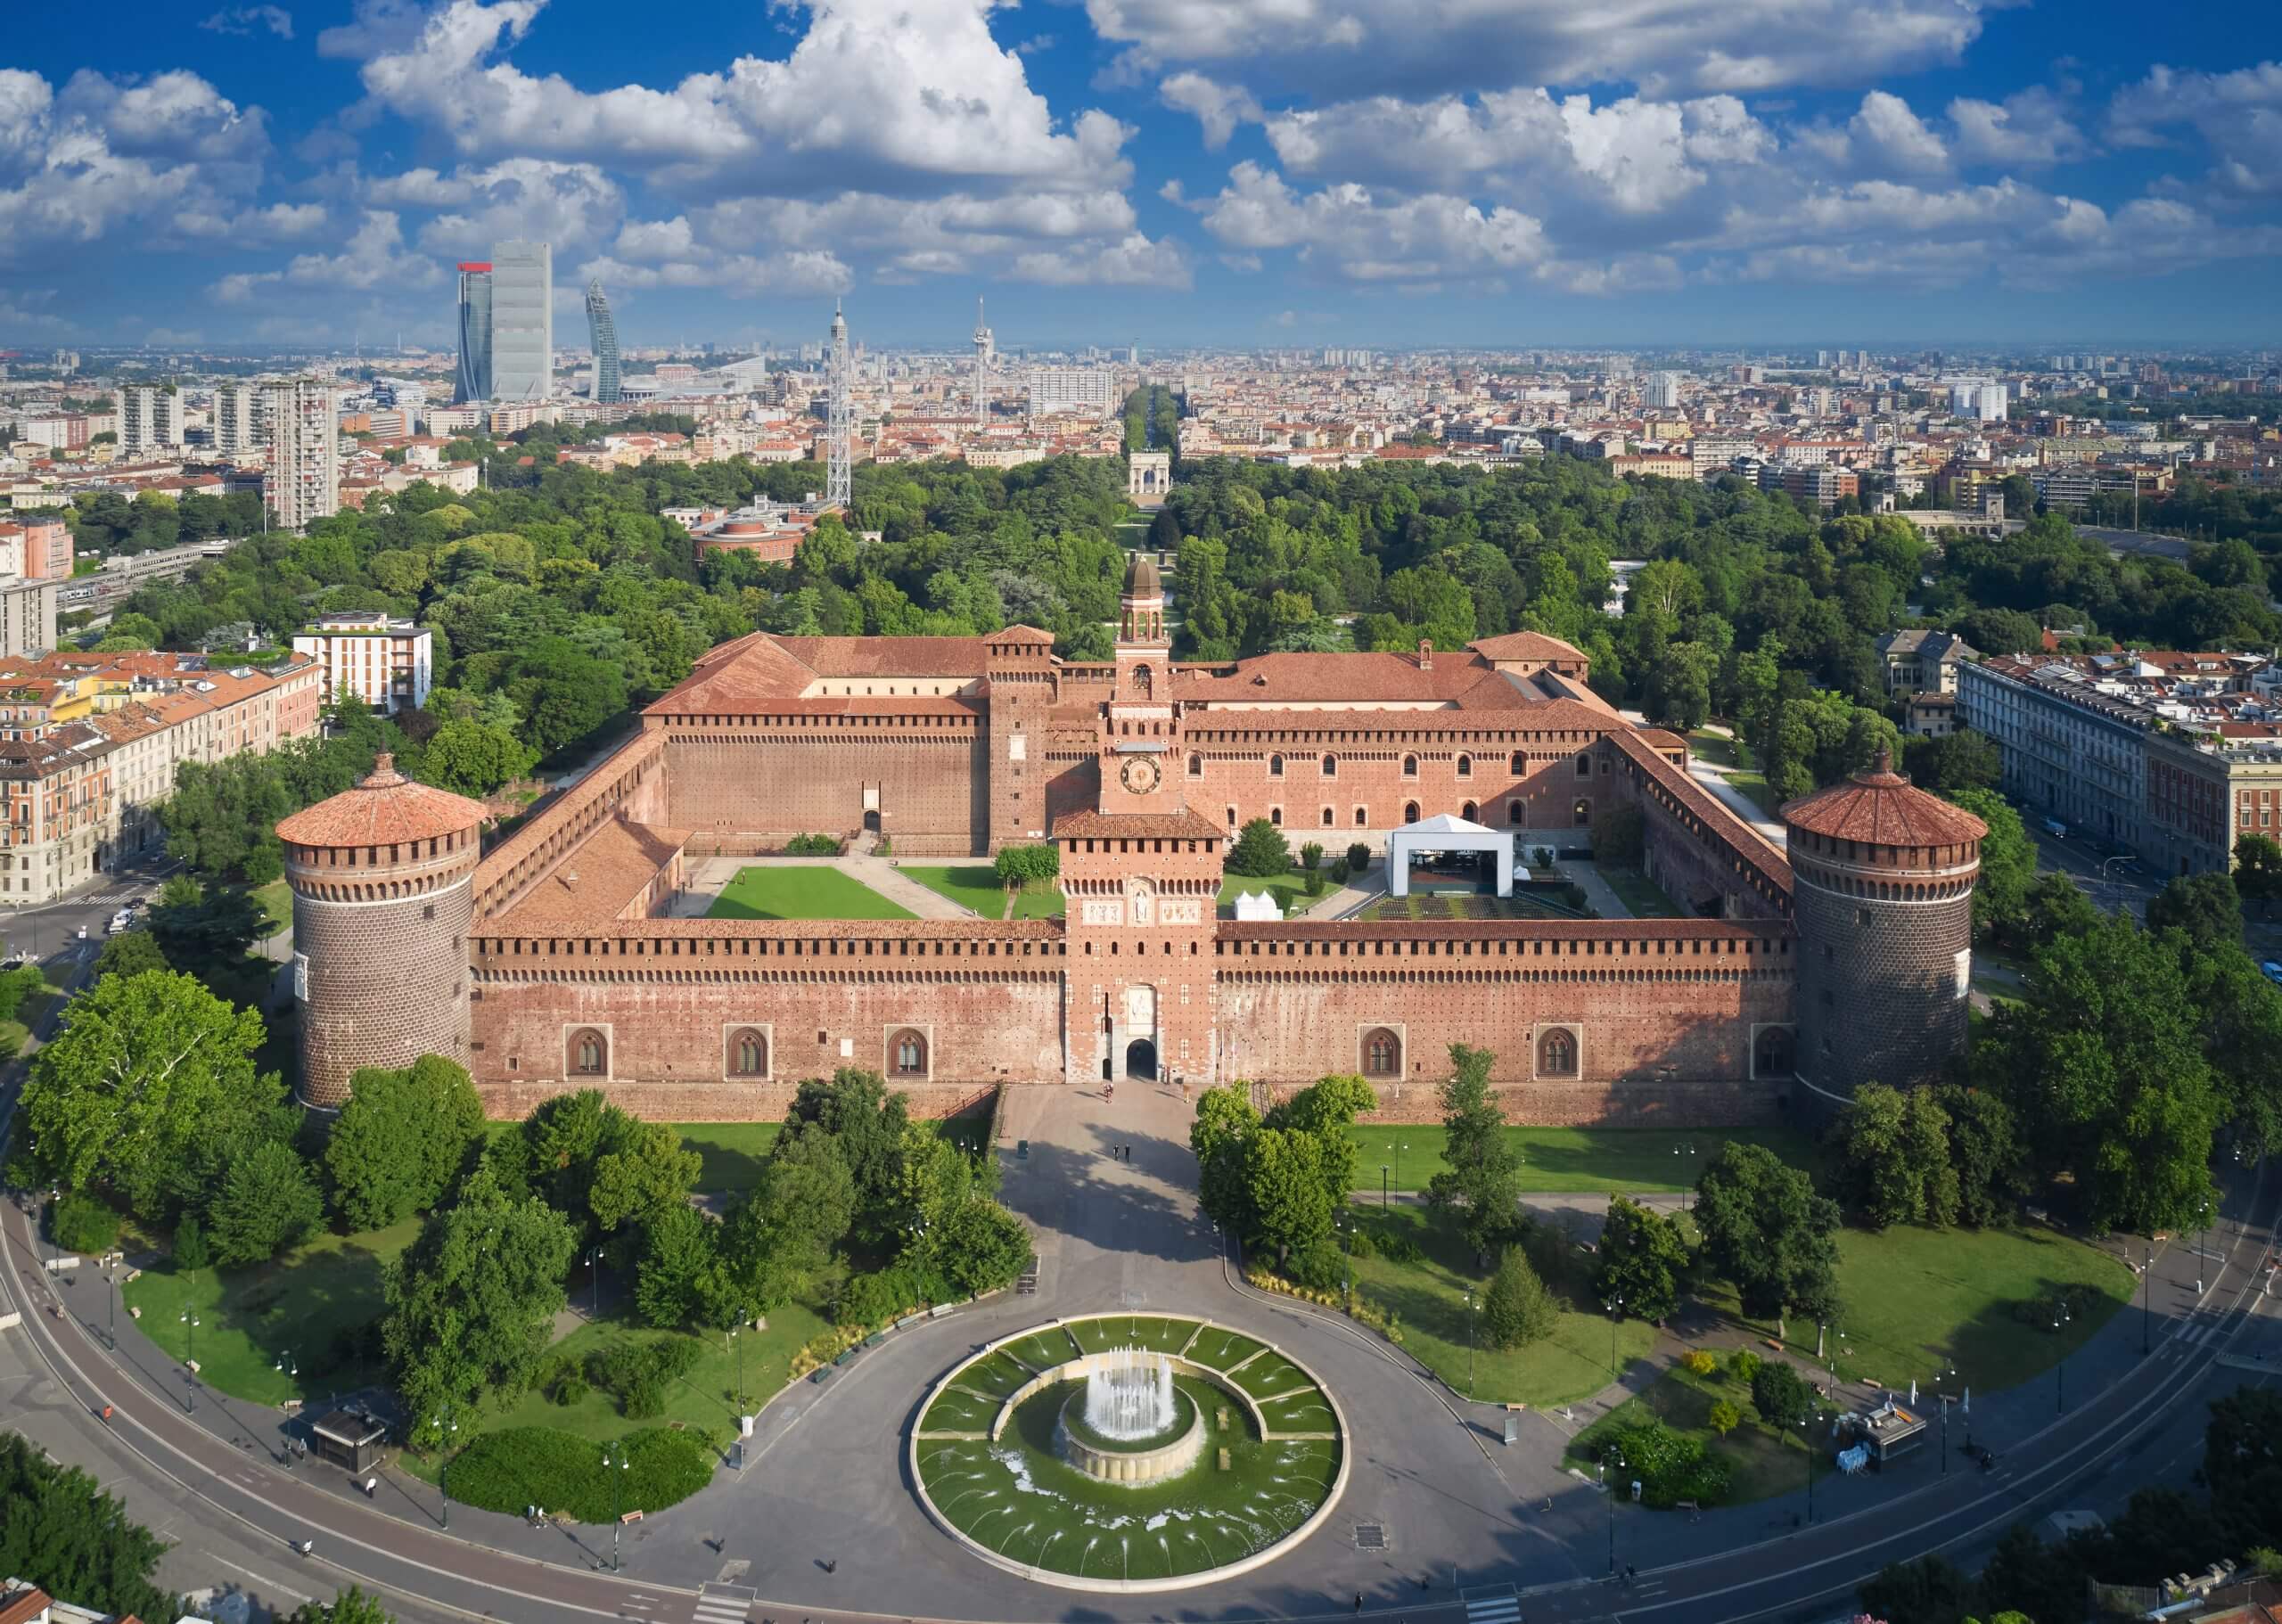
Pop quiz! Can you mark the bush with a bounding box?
[444,1425,714,1521]
[1329,857,1350,884]
[838,1262,946,1327]
[1303,869,1326,896]
[1682,1349,1720,1379]
[1285,1238,1349,1294]
[1343,1226,1377,1260]
[1707,1399,1741,1438]
[1346,843,1371,872]
[784,833,840,856]
[52,1192,119,1254]
[551,1372,589,1407]
[1750,1358,1816,1428]
[1481,1245,1559,1349]
[589,1335,702,1420]
[1726,1348,1761,1385]
[1602,1416,1732,1507]
[1300,841,1323,871]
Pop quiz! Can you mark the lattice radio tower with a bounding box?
[826,299,852,508]
[971,295,993,431]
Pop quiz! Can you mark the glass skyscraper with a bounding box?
[488,240,553,402]
[454,262,492,404]
[586,279,621,404]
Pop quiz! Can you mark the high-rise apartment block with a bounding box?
[1024,366,1117,418]
[214,384,261,455]
[291,611,433,713]
[263,378,340,533]
[489,241,553,402]
[1645,372,1682,411]
[455,262,494,404]
[119,387,183,456]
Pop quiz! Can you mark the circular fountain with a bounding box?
[910,1314,1348,1591]
[1054,1348,1205,1484]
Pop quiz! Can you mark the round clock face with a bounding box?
[1120,755,1161,794]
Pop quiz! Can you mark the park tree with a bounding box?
[2147,870,2245,956]
[1857,1554,1975,1624]
[1594,1195,1691,1322]
[1901,729,2002,795]
[781,1068,911,1241]
[711,1128,858,1318]
[207,1140,324,1267]
[1748,1357,1816,1427]
[93,929,168,981]
[286,1587,397,1624]
[1190,1081,1262,1236]
[1932,1085,2027,1226]
[515,1090,699,1241]
[325,1055,487,1229]
[2234,833,2282,916]
[2018,869,2103,947]
[146,877,272,977]
[1227,816,1291,878]
[1833,1084,1960,1229]
[0,1431,177,1624]
[1264,1073,1376,1218]
[1692,1144,1841,1337]
[13,970,279,1221]
[172,1213,210,1277]
[1242,1128,1334,1266]
[1480,1244,1559,1349]
[632,1202,722,1329]
[417,718,537,797]
[1427,1044,1520,1258]
[1973,1523,2089,1624]
[2204,1387,2282,1560]
[590,1117,704,1234]
[928,1194,1033,1295]
[382,1165,579,1445]
[992,842,1060,908]
[1947,790,2032,942]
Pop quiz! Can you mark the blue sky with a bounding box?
[1,0,2277,350]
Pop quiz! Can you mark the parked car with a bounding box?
[2042,816,2068,839]
[105,912,132,936]
[2261,961,2282,988]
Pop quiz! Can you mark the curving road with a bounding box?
[3,1049,2277,1624]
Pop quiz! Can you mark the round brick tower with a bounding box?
[1783,750,1986,1109]
[276,753,488,1110]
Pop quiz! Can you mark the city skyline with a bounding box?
[0,1,2277,350]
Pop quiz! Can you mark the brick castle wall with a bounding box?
[1794,873,1972,1100]
[296,874,474,1107]
[472,1077,995,1123]
[662,724,987,850]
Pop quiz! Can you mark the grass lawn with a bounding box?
[0,961,67,1054]
[1356,892,1583,922]
[1598,866,1687,919]
[1727,769,1781,817]
[250,880,292,937]
[119,1218,423,1406]
[1344,1205,1656,1407]
[671,1122,782,1193]
[1695,1219,2132,1395]
[1565,1371,1812,1506]
[707,865,915,922]
[1346,1125,1818,1195]
[899,865,1065,920]
[1685,729,1740,769]
[1218,870,1328,917]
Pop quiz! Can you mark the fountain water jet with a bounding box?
[1085,1347,1176,1440]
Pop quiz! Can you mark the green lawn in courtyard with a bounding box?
[1217,870,1325,917]
[1066,1313,1197,1355]
[1598,866,1687,918]
[1695,1218,2132,1395]
[1004,1327,1083,1370]
[1346,1125,1818,1195]
[670,1122,782,1193]
[1182,1326,1265,1369]
[1684,729,1740,769]
[1343,1205,1657,1408]
[899,865,1065,920]
[1728,770,1781,817]
[119,1218,423,1406]
[707,865,915,921]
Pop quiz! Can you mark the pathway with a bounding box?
[1623,713,1790,852]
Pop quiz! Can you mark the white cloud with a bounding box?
[1159,73,1260,149]
[1084,0,1994,98]
[201,6,294,38]
[1947,86,2087,167]
[371,157,625,254]
[2107,62,2282,196]
[1199,161,1547,283]
[1011,232,1191,286]
[576,249,851,298]
[214,209,443,300]
[1846,91,1950,174]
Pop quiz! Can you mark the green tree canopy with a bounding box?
[1595,1194,1691,1321]
[1426,1044,1520,1257]
[1227,816,1292,878]
[1833,1083,1961,1229]
[208,1139,325,1267]
[1692,1143,1841,1335]
[325,1055,488,1229]
[0,1431,176,1624]
[1481,1243,1559,1349]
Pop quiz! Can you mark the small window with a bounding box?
[1575,751,1593,777]
[1572,799,1591,825]
[1270,807,1283,826]
[1461,801,1478,822]
[1507,800,1523,824]
[890,1028,928,1078]
[1321,807,1334,826]
[728,1027,767,1078]
[1321,753,1337,777]
[1187,752,1203,777]
[1354,807,1367,826]
[1537,1028,1577,1078]
[1402,755,1418,778]
[1404,800,1420,823]
[1510,751,1525,774]
[1226,806,1237,826]
[1457,754,1473,779]
[1268,753,1285,777]
[570,1028,607,1077]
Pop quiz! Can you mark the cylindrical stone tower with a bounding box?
[275,752,488,1109]
[1783,750,1986,1108]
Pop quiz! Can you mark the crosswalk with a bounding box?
[693,1584,752,1624]
[1464,1586,1521,1624]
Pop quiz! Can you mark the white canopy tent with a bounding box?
[1385,812,1516,898]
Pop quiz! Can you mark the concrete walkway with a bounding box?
[1552,857,1629,919]
[1622,712,1790,852]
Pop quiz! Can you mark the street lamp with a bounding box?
[588,1246,604,1319]
[728,1324,747,1412]
[437,1410,458,1526]
[178,1311,199,1413]
[1799,1411,1822,1523]
[1600,1448,1625,1574]
[1463,1291,1477,1398]
[101,1266,117,1350]
[1380,1164,1390,1209]
[603,1448,632,1571]
[1933,1366,1957,1473]
[1605,1297,1624,1375]
[2052,1307,2071,1414]
[2141,1240,2154,1357]
[1672,1142,1695,1210]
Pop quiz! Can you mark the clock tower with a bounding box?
[1101,550,1186,816]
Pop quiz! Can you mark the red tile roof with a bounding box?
[276,753,488,847]
[1467,631,1588,665]
[0,1586,52,1624]
[1780,752,1988,847]
[1052,808,1226,841]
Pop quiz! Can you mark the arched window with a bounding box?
[1270,807,1283,826]
[1363,1027,1402,1077]
[1457,754,1473,779]
[1187,752,1203,777]
[1321,753,1337,776]
[729,1028,767,1078]
[1354,807,1367,826]
[1507,800,1523,824]
[1575,751,1593,777]
[1268,753,1285,777]
[1403,800,1420,823]
[1402,755,1419,778]
[570,1028,607,1077]
[1538,1028,1578,1078]
[1573,798,1592,825]
[1754,1027,1795,1079]
[1321,806,1334,826]
[891,1029,929,1078]
[1510,751,1526,775]
[1461,800,1479,821]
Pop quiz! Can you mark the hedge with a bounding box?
[443,1426,714,1521]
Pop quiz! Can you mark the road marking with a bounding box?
[694,1583,753,1624]
[1465,1586,1521,1624]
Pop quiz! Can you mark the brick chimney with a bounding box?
[1416,638,1432,671]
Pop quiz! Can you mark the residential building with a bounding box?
[585,278,621,404]
[118,387,182,456]
[1024,366,1117,418]
[263,378,340,532]
[490,240,553,402]
[1905,693,1958,737]
[2143,726,2282,879]
[1645,372,1682,411]
[1957,653,2154,845]
[1875,629,1978,696]
[0,519,70,579]
[0,578,57,657]
[214,383,261,455]
[291,611,434,712]
[455,262,494,404]
[1759,462,1858,505]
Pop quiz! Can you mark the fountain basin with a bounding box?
[1055,1387,1204,1485]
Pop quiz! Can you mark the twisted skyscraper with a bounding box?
[586,279,620,404]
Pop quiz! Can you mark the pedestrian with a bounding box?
[824,1560,838,1575]
[1354,1594,1364,1614]
[99,1404,112,1425]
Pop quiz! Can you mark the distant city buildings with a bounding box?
[119,386,182,456]
[291,611,434,713]
[1025,365,1117,419]
[263,377,341,532]
[214,382,262,455]
[489,240,553,402]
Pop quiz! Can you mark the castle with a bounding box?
[279,554,1984,1126]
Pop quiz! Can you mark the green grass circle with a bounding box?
[444,1426,714,1522]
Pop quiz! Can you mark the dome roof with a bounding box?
[1780,750,1988,847]
[1123,550,1162,598]
[275,752,489,848]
